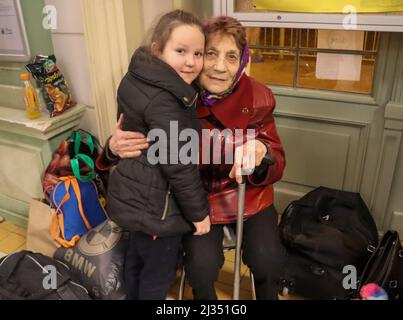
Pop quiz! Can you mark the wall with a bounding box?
[388,136,403,235]
[377,33,403,235]
[123,0,145,58]
[142,0,173,31]
[173,0,213,19]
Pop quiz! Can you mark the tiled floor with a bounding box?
[0,219,298,300]
[0,220,27,254]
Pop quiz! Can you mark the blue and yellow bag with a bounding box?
[50,176,107,248]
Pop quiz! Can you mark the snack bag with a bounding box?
[26,55,76,117]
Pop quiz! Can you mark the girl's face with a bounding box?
[158,24,205,85]
[199,33,241,94]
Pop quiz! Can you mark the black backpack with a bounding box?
[0,251,91,300]
[278,186,379,299]
[355,230,403,300]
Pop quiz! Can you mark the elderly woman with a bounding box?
[97,16,286,300]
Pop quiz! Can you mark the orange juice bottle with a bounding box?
[20,73,41,119]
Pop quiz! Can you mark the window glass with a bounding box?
[245,27,379,94]
[249,49,295,86]
[297,51,375,93]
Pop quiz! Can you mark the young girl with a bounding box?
[104,10,210,299]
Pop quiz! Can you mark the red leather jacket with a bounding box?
[197,74,285,224]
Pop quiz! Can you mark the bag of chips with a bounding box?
[26,54,76,117]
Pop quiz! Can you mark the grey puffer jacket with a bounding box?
[106,48,209,237]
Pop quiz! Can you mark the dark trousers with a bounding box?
[124,231,182,300]
[183,205,286,300]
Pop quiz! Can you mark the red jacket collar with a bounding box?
[197,74,253,130]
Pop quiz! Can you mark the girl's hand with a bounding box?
[192,215,211,236]
[229,139,267,184]
[109,114,150,158]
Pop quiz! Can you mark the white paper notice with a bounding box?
[316,30,364,81]
[0,0,23,52]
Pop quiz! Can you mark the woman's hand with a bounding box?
[229,139,267,184]
[109,114,150,158]
[192,215,211,236]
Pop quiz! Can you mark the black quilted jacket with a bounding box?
[106,48,209,237]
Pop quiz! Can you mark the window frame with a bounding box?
[214,0,403,32]
[245,28,380,94]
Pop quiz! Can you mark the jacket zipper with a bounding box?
[161,187,171,221]
[188,93,198,107]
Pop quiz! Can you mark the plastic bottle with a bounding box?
[20,73,41,119]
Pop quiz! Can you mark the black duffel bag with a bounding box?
[279,186,379,299]
[54,219,129,300]
[355,230,403,300]
[0,251,91,300]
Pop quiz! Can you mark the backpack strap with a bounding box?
[70,177,92,230]
[70,131,96,183]
[50,178,81,248]
[71,153,95,182]
[72,131,94,155]
[55,283,85,300]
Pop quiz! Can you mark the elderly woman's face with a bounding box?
[199,33,241,94]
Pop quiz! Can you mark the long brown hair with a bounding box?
[143,10,204,55]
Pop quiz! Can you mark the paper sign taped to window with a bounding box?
[316,30,364,81]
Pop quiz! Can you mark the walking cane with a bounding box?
[233,175,246,300]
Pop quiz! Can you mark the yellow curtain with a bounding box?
[253,0,403,13]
